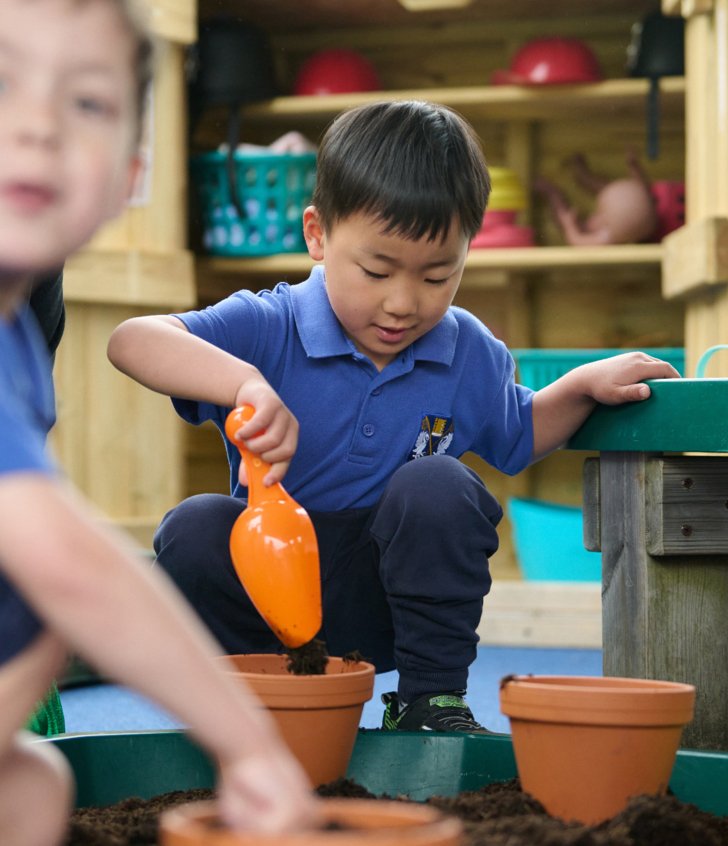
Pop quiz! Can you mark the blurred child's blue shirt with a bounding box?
[172,265,534,511]
[0,305,56,474]
[0,304,55,662]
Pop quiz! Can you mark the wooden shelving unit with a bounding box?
[239,78,684,126]
[195,77,679,291]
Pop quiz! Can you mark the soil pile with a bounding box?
[286,638,329,675]
[64,777,728,845]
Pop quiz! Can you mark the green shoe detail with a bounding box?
[380,690,491,734]
[26,681,65,737]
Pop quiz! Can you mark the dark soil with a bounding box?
[284,642,366,675]
[285,638,329,675]
[64,777,728,845]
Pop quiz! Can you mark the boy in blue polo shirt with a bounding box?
[108,100,679,732]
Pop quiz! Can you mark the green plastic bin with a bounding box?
[47,729,728,817]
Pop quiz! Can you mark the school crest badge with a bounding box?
[409,414,454,460]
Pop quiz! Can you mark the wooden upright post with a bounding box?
[662,0,728,375]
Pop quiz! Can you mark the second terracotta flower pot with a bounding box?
[499,674,696,825]
[160,798,462,846]
[220,654,375,787]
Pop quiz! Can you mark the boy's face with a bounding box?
[0,0,140,278]
[304,208,469,371]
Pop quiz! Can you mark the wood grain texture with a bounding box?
[599,452,728,750]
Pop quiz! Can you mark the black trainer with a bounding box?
[381,691,491,733]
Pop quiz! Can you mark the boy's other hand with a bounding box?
[231,379,300,486]
[218,750,319,834]
[578,351,681,405]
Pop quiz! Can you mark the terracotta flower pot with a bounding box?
[160,798,462,846]
[499,674,696,825]
[220,655,375,787]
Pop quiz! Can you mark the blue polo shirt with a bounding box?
[0,305,55,663]
[173,266,534,511]
[0,306,55,476]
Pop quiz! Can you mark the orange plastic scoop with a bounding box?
[224,405,322,648]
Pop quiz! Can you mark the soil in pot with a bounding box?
[65,776,728,846]
[286,638,329,675]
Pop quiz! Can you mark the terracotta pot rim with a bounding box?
[160,798,463,844]
[220,656,376,707]
[500,674,695,726]
[501,674,695,697]
[221,654,376,679]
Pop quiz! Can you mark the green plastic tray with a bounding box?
[47,729,728,817]
[568,378,728,453]
[568,346,728,453]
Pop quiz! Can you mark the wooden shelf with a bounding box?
[196,244,664,299]
[201,243,662,276]
[200,0,655,30]
[237,78,684,127]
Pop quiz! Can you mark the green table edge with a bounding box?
[568,379,728,453]
[46,728,728,816]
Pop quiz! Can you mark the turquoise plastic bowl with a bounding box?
[508,497,601,582]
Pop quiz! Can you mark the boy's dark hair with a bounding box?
[312,100,490,242]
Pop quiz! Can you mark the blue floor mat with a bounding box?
[60,645,602,734]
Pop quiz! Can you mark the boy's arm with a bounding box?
[530,351,680,461]
[0,473,316,831]
[108,315,296,484]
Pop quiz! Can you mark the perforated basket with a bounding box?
[190,151,317,257]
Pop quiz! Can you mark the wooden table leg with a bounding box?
[589,451,728,751]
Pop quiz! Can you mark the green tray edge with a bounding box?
[46,729,728,816]
[567,379,728,453]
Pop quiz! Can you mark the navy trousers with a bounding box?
[153,455,502,703]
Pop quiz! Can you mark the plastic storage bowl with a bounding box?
[191,150,317,257]
[508,497,600,582]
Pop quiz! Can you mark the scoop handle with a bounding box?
[224,405,276,501]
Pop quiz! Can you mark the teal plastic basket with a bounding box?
[512,347,685,390]
[508,497,601,582]
[190,150,317,257]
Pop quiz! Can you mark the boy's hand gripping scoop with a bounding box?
[224,406,322,648]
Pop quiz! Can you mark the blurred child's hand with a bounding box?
[577,351,681,405]
[217,750,319,834]
[231,378,300,486]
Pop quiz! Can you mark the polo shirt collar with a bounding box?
[291,265,459,366]
[291,266,352,358]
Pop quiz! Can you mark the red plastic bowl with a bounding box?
[293,49,382,96]
[492,38,603,86]
[471,224,535,248]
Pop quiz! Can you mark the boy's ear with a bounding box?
[106,154,143,221]
[303,206,325,261]
[124,154,143,205]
